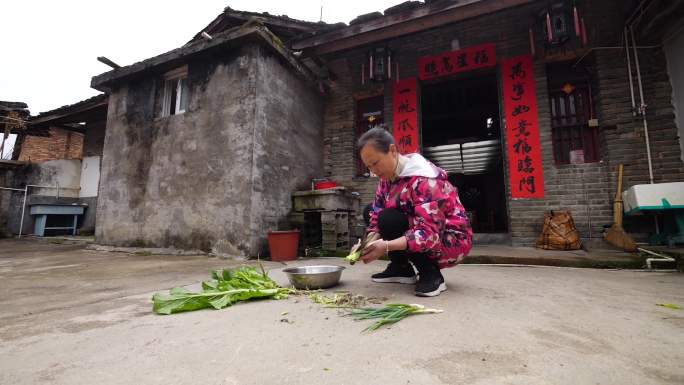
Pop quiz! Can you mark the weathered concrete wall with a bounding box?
[0,160,93,235]
[0,166,21,237]
[27,159,81,198]
[77,196,98,235]
[96,43,323,255]
[320,0,684,246]
[83,120,106,157]
[249,46,325,253]
[4,121,103,235]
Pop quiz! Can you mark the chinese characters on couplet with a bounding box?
[392,78,419,154]
[418,43,496,81]
[402,44,497,154]
[502,55,544,198]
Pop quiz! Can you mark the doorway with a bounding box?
[421,74,508,233]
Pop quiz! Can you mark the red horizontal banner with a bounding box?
[392,78,419,154]
[418,43,496,80]
[502,55,544,198]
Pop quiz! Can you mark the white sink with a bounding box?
[623,182,684,215]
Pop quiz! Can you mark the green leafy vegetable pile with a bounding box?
[152,265,291,315]
[348,303,443,332]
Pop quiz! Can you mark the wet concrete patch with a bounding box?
[414,350,528,384]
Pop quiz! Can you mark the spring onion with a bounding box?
[348,303,443,332]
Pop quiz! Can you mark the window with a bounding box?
[355,95,384,176]
[162,66,189,117]
[547,63,600,164]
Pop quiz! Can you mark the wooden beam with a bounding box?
[53,124,86,134]
[30,100,107,127]
[97,56,121,69]
[293,0,534,55]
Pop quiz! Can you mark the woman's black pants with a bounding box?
[376,208,437,270]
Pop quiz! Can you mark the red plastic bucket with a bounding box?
[267,230,300,261]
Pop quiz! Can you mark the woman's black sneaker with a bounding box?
[415,274,447,297]
[412,258,447,297]
[371,263,417,284]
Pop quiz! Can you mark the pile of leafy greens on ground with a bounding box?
[152,265,291,315]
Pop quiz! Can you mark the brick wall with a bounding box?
[19,127,84,163]
[320,0,684,245]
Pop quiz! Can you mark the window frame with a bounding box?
[162,66,189,117]
[548,79,600,165]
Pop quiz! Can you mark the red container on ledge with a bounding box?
[314,181,337,190]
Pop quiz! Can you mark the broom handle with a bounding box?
[615,164,624,202]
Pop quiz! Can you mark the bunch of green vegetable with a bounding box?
[345,249,362,265]
[345,235,368,265]
[152,265,291,315]
[348,303,443,332]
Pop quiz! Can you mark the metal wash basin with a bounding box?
[282,265,345,289]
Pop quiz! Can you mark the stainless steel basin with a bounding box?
[282,265,345,289]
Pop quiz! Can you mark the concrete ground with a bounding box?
[1,238,683,385]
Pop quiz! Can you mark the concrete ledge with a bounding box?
[463,245,649,269]
[85,243,250,261]
[87,244,209,257]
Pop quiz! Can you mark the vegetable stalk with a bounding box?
[348,303,443,331]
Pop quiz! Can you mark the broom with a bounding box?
[604,164,637,251]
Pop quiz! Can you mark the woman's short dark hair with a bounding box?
[357,126,394,153]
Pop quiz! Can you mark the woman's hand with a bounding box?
[361,239,387,264]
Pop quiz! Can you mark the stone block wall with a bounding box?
[320,0,684,245]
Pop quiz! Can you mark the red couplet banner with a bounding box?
[418,43,496,81]
[392,78,419,154]
[502,55,544,198]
